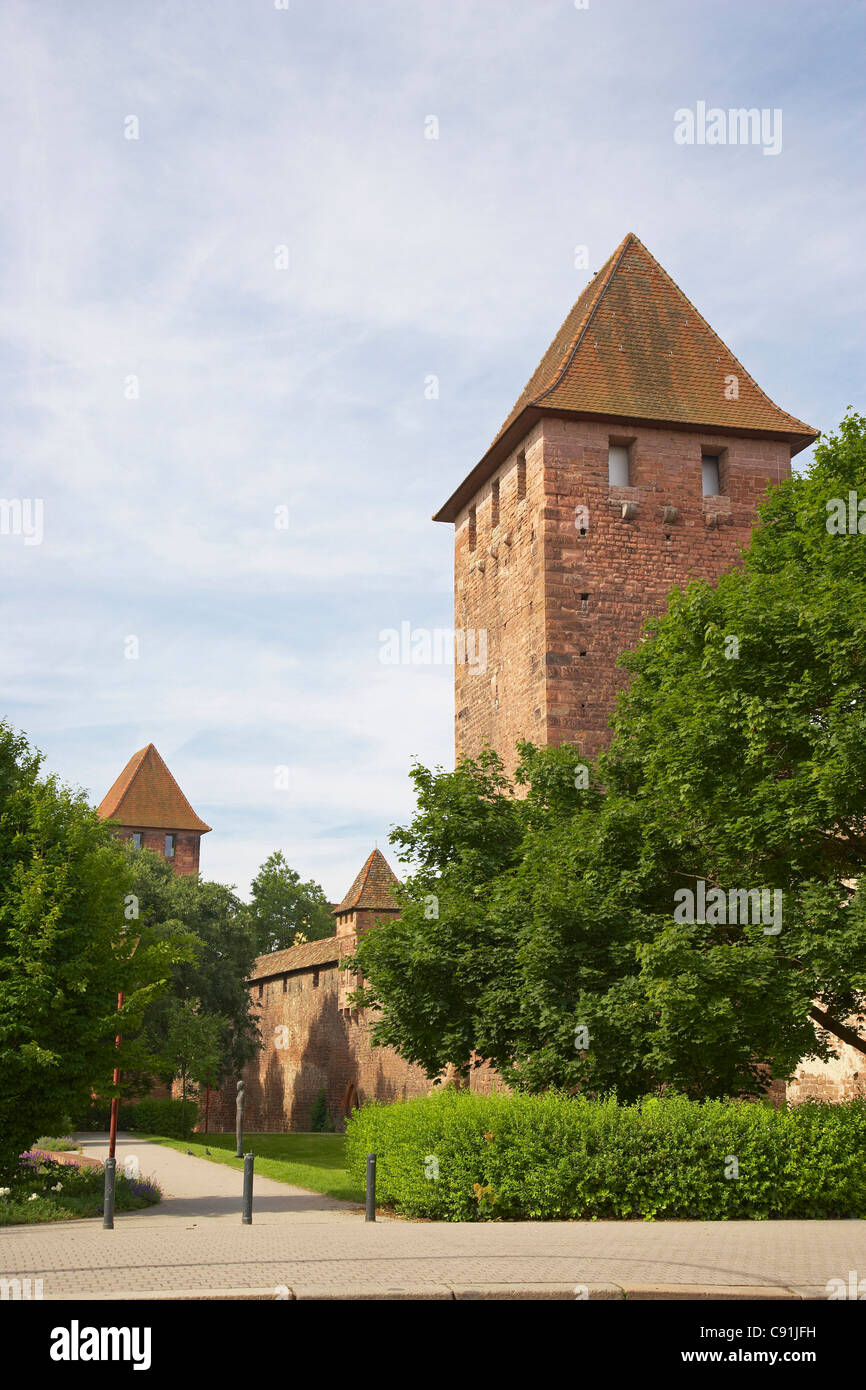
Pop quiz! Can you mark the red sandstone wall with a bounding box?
[541,418,790,757]
[204,952,430,1133]
[116,826,201,875]
[454,417,790,770]
[453,424,548,770]
[783,1015,866,1103]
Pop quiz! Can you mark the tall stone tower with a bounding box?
[97,742,211,875]
[434,233,817,770]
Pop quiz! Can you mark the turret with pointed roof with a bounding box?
[436,233,818,769]
[333,848,400,940]
[244,847,402,1023]
[98,743,210,876]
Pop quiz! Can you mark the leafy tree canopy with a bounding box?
[123,845,261,1091]
[0,724,179,1175]
[248,850,334,953]
[352,413,866,1101]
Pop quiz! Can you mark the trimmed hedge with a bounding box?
[125,1098,199,1138]
[74,1098,198,1139]
[344,1089,866,1221]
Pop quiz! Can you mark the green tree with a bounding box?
[309,1086,334,1132]
[248,850,333,953]
[124,845,261,1092]
[352,413,866,1099]
[349,749,527,1078]
[0,724,177,1176]
[159,998,226,1138]
[600,409,866,1081]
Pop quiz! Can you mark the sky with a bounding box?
[0,0,863,901]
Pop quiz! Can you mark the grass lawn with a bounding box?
[142,1131,363,1203]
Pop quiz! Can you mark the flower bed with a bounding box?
[0,1150,162,1226]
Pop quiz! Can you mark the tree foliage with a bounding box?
[124,845,261,1092]
[352,413,866,1100]
[0,724,177,1175]
[248,850,334,953]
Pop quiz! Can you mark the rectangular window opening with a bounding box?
[131,832,143,849]
[608,443,631,487]
[702,453,722,496]
[164,834,175,858]
[491,478,500,529]
[468,505,477,552]
[517,453,526,502]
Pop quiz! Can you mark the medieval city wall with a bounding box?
[203,941,431,1133]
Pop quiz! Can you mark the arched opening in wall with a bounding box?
[343,1083,360,1119]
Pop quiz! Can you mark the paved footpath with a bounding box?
[1,1135,863,1300]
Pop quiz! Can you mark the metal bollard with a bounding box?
[365,1153,377,1222]
[103,1156,116,1230]
[242,1151,254,1224]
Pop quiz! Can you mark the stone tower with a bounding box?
[434,232,817,771]
[334,848,401,1011]
[97,742,211,875]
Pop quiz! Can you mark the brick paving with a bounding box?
[68,1132,358,1223]
[1,1136,863,1299]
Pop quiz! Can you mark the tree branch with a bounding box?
[808,1005,866,1058]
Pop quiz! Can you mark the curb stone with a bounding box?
[621,1285,799,1301]
[42,1283,829,1302]
[451,1283,622,1300]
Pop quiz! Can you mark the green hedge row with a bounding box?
[345,1089,866,1221]
[74,1098,199,1139]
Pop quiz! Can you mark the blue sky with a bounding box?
[0,0,863,900]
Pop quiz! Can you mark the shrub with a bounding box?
[72,1104,113,1131]
[71,1098,197,1137]
[344,1090,866,1221]
[310,1088,334,1133]
[124,1097,199,1138]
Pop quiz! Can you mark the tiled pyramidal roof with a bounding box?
[335,848,400,913]
[97,743,211,833]
[434,232,817,522]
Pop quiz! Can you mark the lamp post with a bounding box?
[107,991,124,1161]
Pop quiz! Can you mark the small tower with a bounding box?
[97,743,211,875]
[333,848,400,1011]
[333,847,401,937]
[434,232,817,771]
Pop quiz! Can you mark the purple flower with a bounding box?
[129,1179,160,1200]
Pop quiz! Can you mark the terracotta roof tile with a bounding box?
[250,935,340,980]
[434,232,817,522]
[335,848,400,913]
[97,744,211,833]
